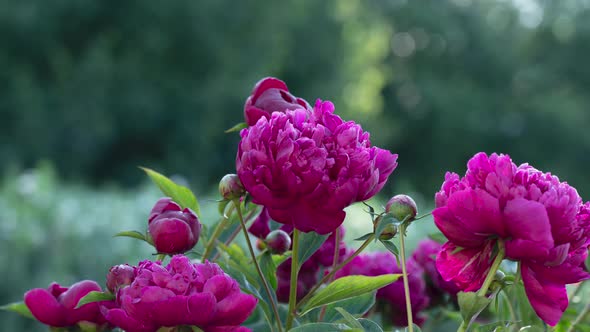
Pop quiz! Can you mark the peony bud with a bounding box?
[147,198,201,254]
[106,264,135,293]
[373,216,398,241]
[386,194,418,222]
[256,238,267,251]
[265,230,291,255]
[219,174,245,200]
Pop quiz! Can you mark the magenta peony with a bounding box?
[335,251,430,327]
[147,198,201,254]
[102,255,257,332]
[24,280,109,328]
[243,77,311,126]
[237,98,398,234]
[106,264,136,293]
[411,239,460,305]
[433,152,590,325]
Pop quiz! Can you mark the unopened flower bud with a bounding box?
[386,195,418,221]
[373,216,399,241]
[265,230,291,255]
[147,198,201,254]
[219,174,245,200]
[256,238,267,251]
[106,264,136,293]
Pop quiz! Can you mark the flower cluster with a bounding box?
[103,255,257,332]
[237,78,398,234]
[434,152,590,325]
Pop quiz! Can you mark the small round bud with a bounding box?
[106,264,136,293]
[219,174,245,200]
[265,230,291,255]
[386,194,418,221]
[373,216,398,240]
[495,270,506,281]
[148,198,201,255]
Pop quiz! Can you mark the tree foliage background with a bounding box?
[1,0,590,330]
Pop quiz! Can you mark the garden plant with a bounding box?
[2,77,589,332]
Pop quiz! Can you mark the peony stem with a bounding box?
[398,224,414,332]
[477,240,505,298]
[202,204,234,260]
[234,200,283,332]
[295,234,375,312]
[155,253,166,262]
[286,229,301,330]
[567,300,590,332]
[457,240,506,332]
[211,208,258,262]
[318,227,341,321]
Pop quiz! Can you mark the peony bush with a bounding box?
[3,77,589,332]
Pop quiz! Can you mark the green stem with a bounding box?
[233,200,283,332]
[413,212,432,221]
[567,301,590,332]
[211,207,258,261]
[295,234,375,312]
[318,227,341,321]
[286,229,301,330]
[202,205,234,260]
[155,253,166,262]
[399,224,414,332]
[457,240,506,332]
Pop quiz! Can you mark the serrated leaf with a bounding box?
[457,291,492,327]
[335,307,363,328]
[259,251,278,290]
[140,167,200,216]
[75,291,115,309]
[302,274,401,314]
[225,122,248,133]
[353,233,374,241]
[114,230,148,242]
[297,232,328,266]
[289,323,355,332]
[358,318,383,332]
[0,301,34,319]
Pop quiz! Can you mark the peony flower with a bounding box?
[411,239,460,305]
[335,251,429,327]
[102,255,257,332]
[237,98,398,234]
[106,264,136,293]
[24,280,110,328]
[433,152,590,325]
[148,198,201,254]
[243,77,311,126]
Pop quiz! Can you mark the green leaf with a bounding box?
[140,167,200,216]
[289,323,355,332]
[297,232,328,266]
[302,274,401,314]
[457,291,492,327]
[218,199,230,216]
[380,240,399,258]
[357,319,383,332]
[317,292,376,322]
[225,122,248,133]
[373,214,398,243]
[335,307,363,329]
[353,233,374,241]
[75,291,115,309]
[114,230,149,243]
[428,232,447,244]
[0,301,34,319]
[259,251,278,290]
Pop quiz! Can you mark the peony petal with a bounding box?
[504,198,554,261]
[433,206,488,248]
[210,292,258,326]
[102,307,156,332]
[24,288,66,327]
[447,188,506,238]
[435,241,494,292]
[521,263,568,326]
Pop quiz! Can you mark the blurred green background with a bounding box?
[2,0,590,330]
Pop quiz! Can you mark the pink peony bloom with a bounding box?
[434,152,590,325]
[335,251,429,327]
[102,255,257,332]
[237,99,398,234]
[148,198,201,254]
[24,280,110,328]
[244,77,311,126]
[412,239,460,304]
